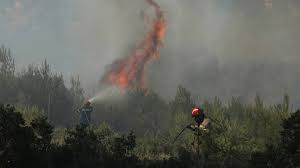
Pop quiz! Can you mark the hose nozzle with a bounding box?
[84,100,92,106]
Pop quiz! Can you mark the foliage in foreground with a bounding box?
[0,104,138,168]
[1,102,299,168]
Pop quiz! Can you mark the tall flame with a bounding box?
[101,0,166,90]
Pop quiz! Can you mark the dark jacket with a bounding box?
[80,106,93,125]
[194,112,205,126]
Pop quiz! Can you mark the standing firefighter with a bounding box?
[188,107,210,131]
[80,101,93,126]
[189,106,210,167]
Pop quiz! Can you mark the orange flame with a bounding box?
[102,0,166,90]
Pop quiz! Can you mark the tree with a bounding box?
[251,110,300,168]
[93,88,168,135]
[70,76,85,124]
[0,104,53,168]
[59,125,138,168]
[168,86,195,139]
[0,45,15,76]
[169,85,195,115]
[18,60,74,126]
[16,105,45,125]
[278,110,300,167]
[62,126,102,168]
[109,131,137,167]
[0,46,17,103]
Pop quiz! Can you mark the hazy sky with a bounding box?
[1,0,300,104]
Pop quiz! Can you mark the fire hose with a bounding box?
[172,124,192,143]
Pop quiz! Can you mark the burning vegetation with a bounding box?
[101,0,166,90]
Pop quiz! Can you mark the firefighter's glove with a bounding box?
[199,125,209,132]
[199,125,205,129]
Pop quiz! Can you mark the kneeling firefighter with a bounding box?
[173,106,210,143]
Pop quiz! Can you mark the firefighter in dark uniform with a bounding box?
[80,101,93,126]
[188,107,210,131]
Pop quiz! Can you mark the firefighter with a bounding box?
[80,101,93,126]
[173,106,210,143]
[188,107,210,131]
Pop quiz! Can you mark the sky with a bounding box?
[1,0,300,104]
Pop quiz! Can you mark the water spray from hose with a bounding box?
[88,86,123,104]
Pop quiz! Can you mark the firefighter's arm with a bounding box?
[186,124,198,131]
[187,125,207,131]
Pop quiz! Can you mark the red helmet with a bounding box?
[192,107,201,117]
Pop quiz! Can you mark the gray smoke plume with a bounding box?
[2,0,300,105]
[69,0,300,105]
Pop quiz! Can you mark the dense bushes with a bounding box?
[0,104,139,168]
[1,99,298,168]
[251,110,300,168]
[131,92,292,167]
[0,104,53,168]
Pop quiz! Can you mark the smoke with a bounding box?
[66,0,300,105]
[146,0,300,104]
[2,0,300,104]
[62,0,147,92]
